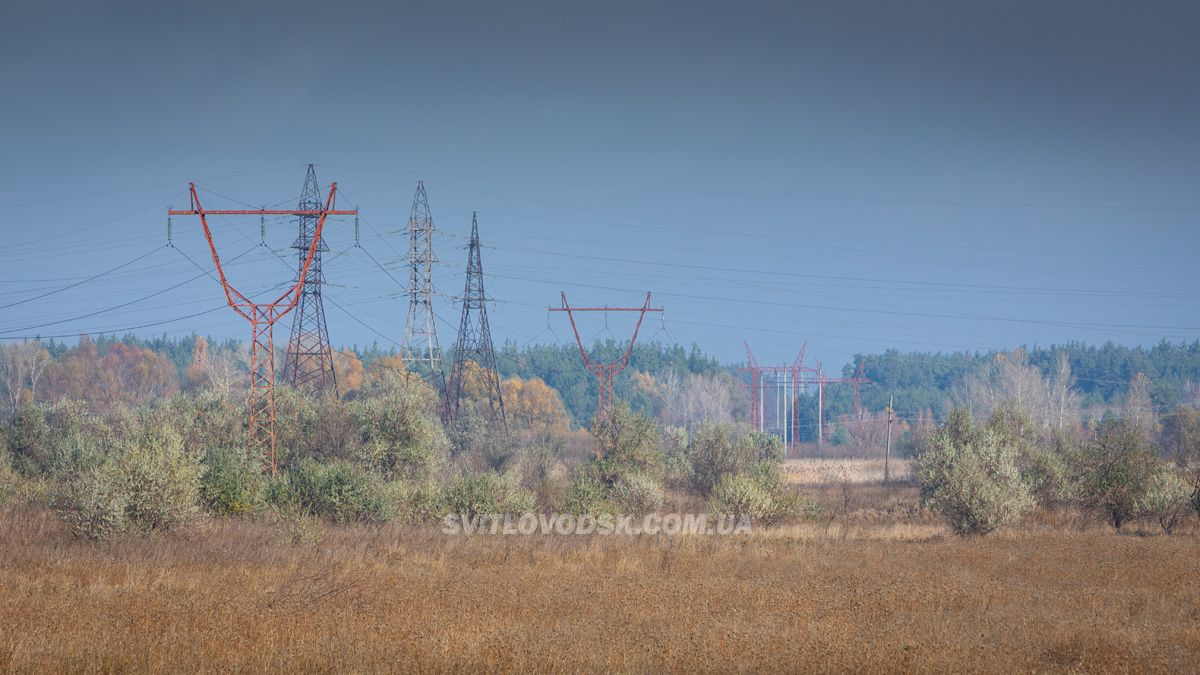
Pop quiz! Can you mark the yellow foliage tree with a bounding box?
[334,350,365,398]
[365,354,408,383]
[501,376,570,433]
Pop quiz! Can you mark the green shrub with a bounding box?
[1137,465,1192,535]
[1075,419,1160,530]
[58,464,129,540]
[56,425,201,540]
[590,403,663,484]
[0,449,16,505]
[519,434,569,511]
[165,391,245,458]
[440,471,535,518]
[748,431,785,463]
[7,401,108,477]
[6,403,48,475]
[200,447,267,516]
[708,474,772,522]
[609,473,665,517]
[563,469,615,517]
[661,426,691,490]
[116,426,202,533]
[390,480,443,524]
[707,461,812,526]
[1019,444,1073,506]
[917,422,1033,536]
[686,422,757,497]
[350,376,449,481]
[273,459,394,523]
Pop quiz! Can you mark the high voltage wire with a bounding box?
[3,171,1197,366]
[0,245,165,310]
[323,163,1200,213]
[0,245,264,335]
[481,269,1200,339]
[487,245,1200,301]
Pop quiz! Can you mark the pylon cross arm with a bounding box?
[168,178,358,474]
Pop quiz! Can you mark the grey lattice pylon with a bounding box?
[401,181,445,388]
[283,164,338,397]
[446,213,505,427]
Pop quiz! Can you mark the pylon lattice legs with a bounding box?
[446,214,506,428]
[285,164,337,397]
[248,313,277,473]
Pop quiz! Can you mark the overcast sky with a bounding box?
[1,0,1197,370]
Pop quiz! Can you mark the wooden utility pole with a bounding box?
[885,394,894,484]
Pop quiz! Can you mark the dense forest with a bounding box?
[10,334,1200,437]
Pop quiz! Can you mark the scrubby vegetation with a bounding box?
[0,339,1196,541]
[0,337,1197,672]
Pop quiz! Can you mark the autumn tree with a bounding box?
[1124,372,1160,440]
[333,349,365,398]
[97,342,178,407]
[0,340,52,416]
[500,376,571,434]
[41,335,101,403]
[653,369,738,430]
[41,336,178,410]
[364,354,408,382]
[1048,352,1080,433]
[183,336,209,392]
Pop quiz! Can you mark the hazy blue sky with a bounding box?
[1,0,1197,370]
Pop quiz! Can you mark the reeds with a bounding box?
[1,487,1196,672]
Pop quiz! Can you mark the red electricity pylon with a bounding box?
[169,182,357,474]
[740,342,808,456]
[808,358,872,444]
[551,292,662,418]
[739,342,764,431]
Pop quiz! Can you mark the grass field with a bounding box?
[3,484,1198,673]
[783,457,914,486]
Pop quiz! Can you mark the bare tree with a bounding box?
[0,340,52,416]
[959,348,1080,434]
[204,345,246,400]
[1048,352,1080,433]
[655,370,737,430]
[961,349,1049,426]
[845,412,888,452]
[1124,372,1159,439]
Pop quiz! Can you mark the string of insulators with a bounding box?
[354,213,360,246]
[166,215,173,247]
[259,213,266,245]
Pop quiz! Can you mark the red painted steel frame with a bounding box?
[550,292,662,417]
[740,342,808,455]
[169,183,357,473]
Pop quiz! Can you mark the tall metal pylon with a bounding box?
[401,181,444,387]
[551,292,662,418]
[169,181,355,473]
[446,213,505,427]
[284,164,338,397]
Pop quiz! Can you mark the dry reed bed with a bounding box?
[783,458,914,486]
[1,505,1197,673]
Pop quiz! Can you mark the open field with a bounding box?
[783,457,914,486]
[2,496,1198,673]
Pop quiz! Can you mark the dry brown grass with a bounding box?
[784,457,914,485]
[2,491,1198,674]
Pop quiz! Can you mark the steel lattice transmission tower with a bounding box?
[552,292,662,418]
[401,181,444,385]
[170,181,355,473]
[446,213,506,427]
[284,164,338,397]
